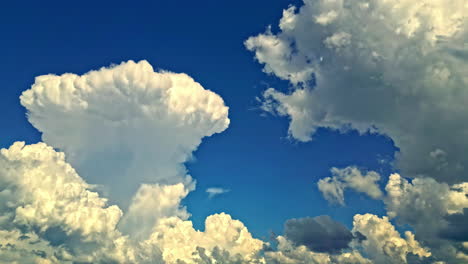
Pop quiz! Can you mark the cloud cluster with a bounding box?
[266,213,432,264]
[0,139,267,263]
[318,166,383,205]
[246,0,468,184]
[1,61,270,263]
[20,60,230,206]
[384,173,468,262]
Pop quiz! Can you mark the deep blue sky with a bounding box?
[0,0,396,238]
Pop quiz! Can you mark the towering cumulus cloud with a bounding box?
[20,60,230,206]
[0,60,270,263]
[246,0,468,184]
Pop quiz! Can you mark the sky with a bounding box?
[0,1,467,264]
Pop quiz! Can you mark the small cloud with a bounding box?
[206,187,230,199]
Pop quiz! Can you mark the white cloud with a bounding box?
[146,213,266,264]
[352,214,431,264]
[119,182,193,240]
[0,142,150,263]
[20,60,230,207]
[0,141,269,263]
[206,187,230,198]
[0,60,270,263]
[246,0,468,184]
[318,166,383,205]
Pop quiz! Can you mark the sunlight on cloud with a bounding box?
[20,60,230,207]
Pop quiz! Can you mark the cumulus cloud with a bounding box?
[385,173,468,262]
[0,61,274,263]
[20,60,230,206]
[267,213,431,264]
[206,187,230,198]
[246,0,468,184]
[283,216,355,253]
[317,166,383,205]
[352,214,431,264]
[0,141,269,263]
[146,213,266,264]
[0,142,153,263]
[265,235,371,264]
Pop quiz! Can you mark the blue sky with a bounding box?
[1,1,467,263]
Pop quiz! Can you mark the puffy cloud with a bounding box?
[265,235,371,264]
[352,214,431,264]
[385,173,468,262]
[20,60,230,206]
[206,187,230,198]
[145,213,266,264]
[283,216,355,253]
[1,60,276,264]
[0,142,151,263]
[0,141,269,263]
[318,166,383,205]
[119,182,192,240]
[0,230,62,264]
[246,0,468,184]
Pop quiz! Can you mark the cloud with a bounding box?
[0,142,153,263]
[20,60,230,207]
[0,141,269,263]
[246,0,468,184]
[283,216,355,253]
[439,208,468,242]
[206,187,230,198]
[265,235,371,264]
[317,166,383,205]
[1,61,269,263]
[146,213,266,264]
[352,214,431,264]
[267,213,430,264]
[384,173,468,262]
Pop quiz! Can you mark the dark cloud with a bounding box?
[439,208,468,242]
[284,216,354,253]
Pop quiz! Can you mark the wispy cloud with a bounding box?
[206,187,230,199]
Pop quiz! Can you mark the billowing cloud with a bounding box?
[0,141,269,263]
[246,0,468,184]
[317,167,383,205]
[352,214,431,264]
[146,213,266,264]
[0,61,273,264]
[0,142,153,263]
[267,213,431,264]
[20,60,230,206]
[385,173,468,262]
[206,187,230,198]
[265,235,371,264]
[283,216,354,253]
